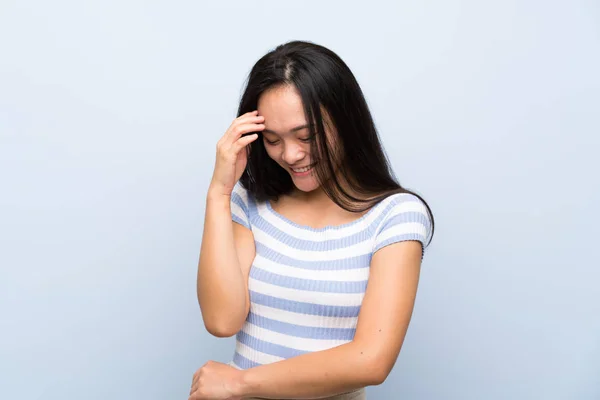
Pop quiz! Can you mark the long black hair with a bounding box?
[237,40,434,244]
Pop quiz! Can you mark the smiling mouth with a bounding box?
[291,164,315,173]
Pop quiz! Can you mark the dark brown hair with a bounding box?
[237,40,434,244]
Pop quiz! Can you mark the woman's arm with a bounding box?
[232,240,423,399]
[197,190,255,337]
[196,111,263,338]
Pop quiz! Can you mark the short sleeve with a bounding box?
[230,182,252,230]
[373,194,432,257]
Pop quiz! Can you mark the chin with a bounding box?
[291,177,321,193]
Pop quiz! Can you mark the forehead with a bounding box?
[257,85,307,128]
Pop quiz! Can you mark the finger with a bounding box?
[234,110,258,121]
[190,373,199,394]
[227,122,265,142]
[230,113,263,131]
[189,382,198,397]
[231,114,264,131]
[219,125,262,153]
[189,386,201,400]
[189,375,195,391]
[233,133,260,151]
[235,111,263,124]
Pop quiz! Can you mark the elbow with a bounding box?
[202,315,243,338]
[198,297,247,338]
[206,324,239,338]
[360,361,391,386]
[357,350,395,386]
[367,366,391,386]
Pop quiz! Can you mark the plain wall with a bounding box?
[1,1,599,399]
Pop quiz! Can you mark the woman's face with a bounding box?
[257,85,322,193]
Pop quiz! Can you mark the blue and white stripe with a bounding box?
[228,182,431,369]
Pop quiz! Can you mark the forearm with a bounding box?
[235,341,386,399]
[197,191,247,336]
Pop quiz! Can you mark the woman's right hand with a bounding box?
[209,110,265,197]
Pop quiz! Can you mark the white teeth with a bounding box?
[292,165,313,173]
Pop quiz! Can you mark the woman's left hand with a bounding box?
[188,361,244,400]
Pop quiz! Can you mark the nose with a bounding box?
[281,142,306,165]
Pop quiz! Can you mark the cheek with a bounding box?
[263,144,280,162]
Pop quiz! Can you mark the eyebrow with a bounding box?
[262,123,310,135]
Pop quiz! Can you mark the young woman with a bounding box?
[191,40,435,400]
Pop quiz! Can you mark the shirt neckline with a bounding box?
[265,198,384,233]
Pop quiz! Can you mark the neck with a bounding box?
[290,186,329,203]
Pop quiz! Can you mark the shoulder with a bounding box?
[381,192,430,220]
[373,192,433,256]
[232,181,251,201]
[231,182,257,229]
[232,182,260,207]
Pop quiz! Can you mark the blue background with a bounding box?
[1,1,598,398]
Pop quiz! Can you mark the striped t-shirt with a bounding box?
[228,182,432,370]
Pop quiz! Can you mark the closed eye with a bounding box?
[263,135,311,146]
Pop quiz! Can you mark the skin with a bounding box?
[192,84,424,399]
[259,85,367,227]
[259,84,320,193]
